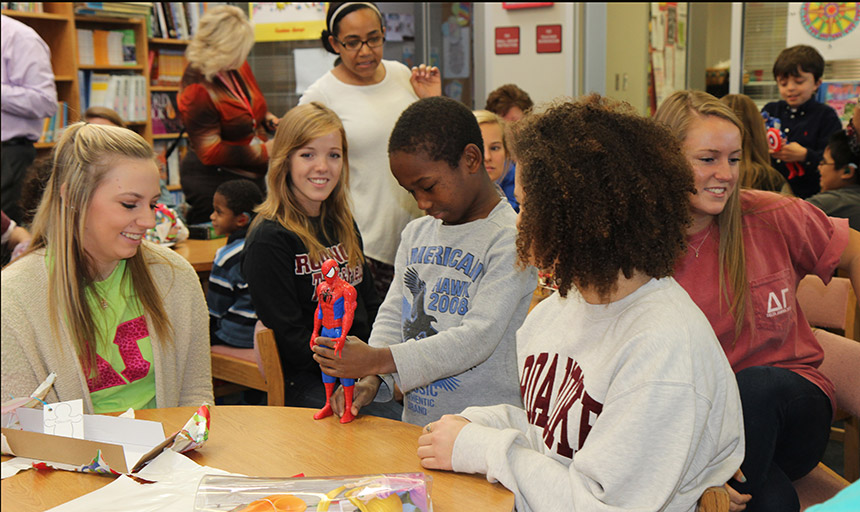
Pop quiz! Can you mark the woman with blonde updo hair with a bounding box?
[178,5,278,224]
[655,90,860,512]
[1,122,213,414]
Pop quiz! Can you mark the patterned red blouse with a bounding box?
[178,62,269,174]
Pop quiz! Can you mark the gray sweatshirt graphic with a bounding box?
[370,201,538,425]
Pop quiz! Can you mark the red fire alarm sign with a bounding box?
[536,24,561,53]
[495,26,520,55]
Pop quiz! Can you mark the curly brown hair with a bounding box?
[513,95,694,300]
[485,84,533,118]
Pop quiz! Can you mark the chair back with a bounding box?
[254,326,285,406]
[210,323,284,406]
[797,275,858,340]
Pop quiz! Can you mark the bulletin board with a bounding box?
[648,2,687,114]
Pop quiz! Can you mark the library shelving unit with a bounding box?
[75,13,151,142]
[2,3,157,149]
[148,36,188,142]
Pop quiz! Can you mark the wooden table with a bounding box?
[173,238,226,273]
[1,406,514,512]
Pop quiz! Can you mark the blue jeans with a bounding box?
[728,366,832,512]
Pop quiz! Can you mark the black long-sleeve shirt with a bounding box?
[762,97,842,198]
[243,217,380,378]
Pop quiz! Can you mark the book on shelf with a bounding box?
[150,2,209,40]
[185,3,200,38]
[38,101,68,143]
[88,72,110,108]
[78,28,137,66]
[170,2,188,40]
[1,3,44,12]
[151,90,183,134]
[81,71,147,122]
[150,48,185,86]
[74,2,152,16]
[150,3,164,38]
[161,2,177,38]
[77,29,95,65]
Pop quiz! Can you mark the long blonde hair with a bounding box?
[23,122,173,377]
[185,5,255,81]
[252,102,363,267]
[720,94,790,194]
[654,90,748,338]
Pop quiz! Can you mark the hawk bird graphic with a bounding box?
[401,267,438,341]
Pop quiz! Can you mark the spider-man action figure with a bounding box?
[310,258,357,423]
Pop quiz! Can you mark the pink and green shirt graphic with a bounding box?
[84,260,157,413]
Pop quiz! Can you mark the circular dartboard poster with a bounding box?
[800,3,860,41]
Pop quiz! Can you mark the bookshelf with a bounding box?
[75,13,151,142]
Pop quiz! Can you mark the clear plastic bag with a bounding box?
[194,472,432,512]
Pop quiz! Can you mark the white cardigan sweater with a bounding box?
[1,242,214,413]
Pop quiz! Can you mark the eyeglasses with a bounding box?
[818,160,836,167]
[333,34,385,51]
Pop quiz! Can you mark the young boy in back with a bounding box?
[762,44,842,198]
[312,96,538,426]
[208,179,264,348]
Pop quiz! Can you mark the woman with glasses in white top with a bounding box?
[300,2,441,299]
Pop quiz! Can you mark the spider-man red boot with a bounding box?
[314,382,336,420]
[340,384,356,423]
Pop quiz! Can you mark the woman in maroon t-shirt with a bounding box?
[656,90,860,512]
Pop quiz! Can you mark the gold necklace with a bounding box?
[99,297,108,310]
[687,224,712,258]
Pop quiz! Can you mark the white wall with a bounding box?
[474,2,577,108]
[705,3,732,68]
[604,3,649,114]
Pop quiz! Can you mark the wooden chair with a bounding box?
[210,327,284,406]
[793,330,860,509]
[796,275,859,482]
[697,486,729,512]
[796,275,859,340]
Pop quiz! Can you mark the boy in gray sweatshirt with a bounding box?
[311,96,538,425]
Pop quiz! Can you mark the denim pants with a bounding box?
[728,366,832,512]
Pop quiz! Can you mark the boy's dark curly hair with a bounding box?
[772,45,825,81]
[513,94,694,300]
[215,179,263,218]
[485,84,533,117]
[388,96,483,169]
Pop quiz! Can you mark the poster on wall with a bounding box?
[249,2,327,42]
[786,2,860,60]
[385,13,415,42]
[649,2,687,111]
[443,20,470,79]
